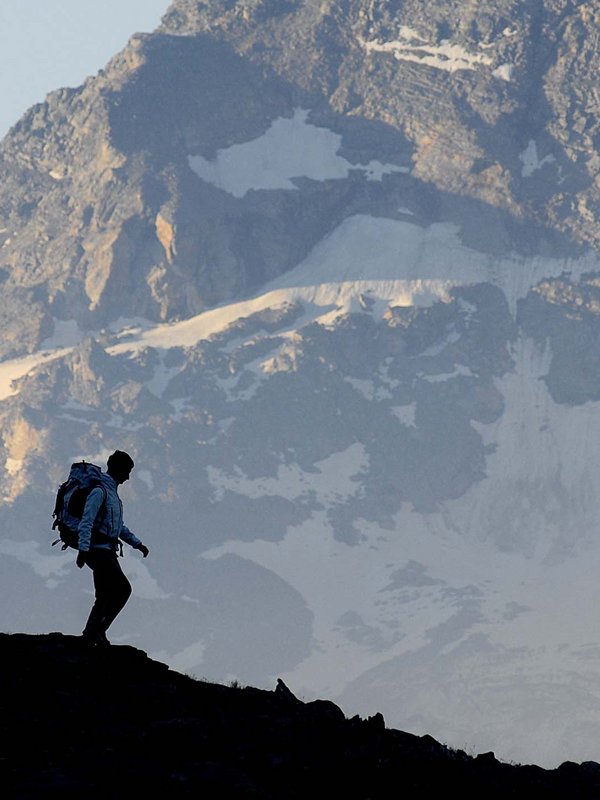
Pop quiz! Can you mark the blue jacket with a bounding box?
[77,472,142,553]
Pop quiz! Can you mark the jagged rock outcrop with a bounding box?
[2,632,600,798]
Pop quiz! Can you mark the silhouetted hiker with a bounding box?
[77,450,149,646]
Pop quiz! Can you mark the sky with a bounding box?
[0,0,171,140]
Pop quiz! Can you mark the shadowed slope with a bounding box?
[1,632,599,798]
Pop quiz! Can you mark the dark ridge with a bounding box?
[1,632,599,798]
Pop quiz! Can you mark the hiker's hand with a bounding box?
[137,544,149,558]
[76,551,87,568]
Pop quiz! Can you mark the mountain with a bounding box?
[4,633,600,798]
[1,0,600,769]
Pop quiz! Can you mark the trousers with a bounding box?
[82,549,132,636]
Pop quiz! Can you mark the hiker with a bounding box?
[76,450,149,646]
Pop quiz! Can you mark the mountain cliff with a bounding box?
[2,0,600,768]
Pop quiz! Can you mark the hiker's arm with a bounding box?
[119,523,147,555]
[77,487,105,552]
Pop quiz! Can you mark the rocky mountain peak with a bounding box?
[0,0,598,359]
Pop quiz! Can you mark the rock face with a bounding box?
[1,0,599,358]
[3,0,600,770]
[3,632,600,798]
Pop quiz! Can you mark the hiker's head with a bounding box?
[107,450,135,484]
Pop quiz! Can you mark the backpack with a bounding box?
[51,461,108,550]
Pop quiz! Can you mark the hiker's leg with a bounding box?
[82,551,113,636]
[101,553,132,632]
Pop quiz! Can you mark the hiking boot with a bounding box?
[81,630,111,647]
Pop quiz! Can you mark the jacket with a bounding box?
[77,471,142,553]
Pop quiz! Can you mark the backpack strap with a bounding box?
[90,485,115,550]
[92,484,108,518]
[89,485,122,555]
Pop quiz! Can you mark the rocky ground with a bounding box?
[1,632,600,798]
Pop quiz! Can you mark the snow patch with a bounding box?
[169,398,193,422]
[188,109,409,197]
[391,403,417,427]
[457,337,600,557]
[362,27,493,73]
[137,470,154,490]
[492,63,514,81]
[519,140,556,177]
[262,215,600,317]
[0,348,72,401]
[145,356,182,398]
[207,443,368,505]
[122,558,170,601]
[41,319,83,349]
[345,377,376,400]
[152,640,207,673]
[418,364,474,383]
[0,538,71,585]
[202,511,408,694]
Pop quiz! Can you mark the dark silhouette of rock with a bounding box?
[275,677,300,703]
[1,632,600,798]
